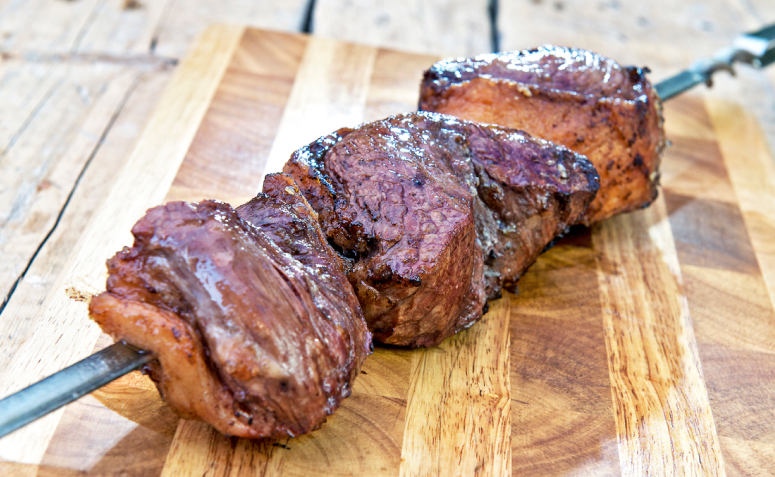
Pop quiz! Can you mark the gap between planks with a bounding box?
[0,0,320,316]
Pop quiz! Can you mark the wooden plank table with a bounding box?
[0,2,774,476]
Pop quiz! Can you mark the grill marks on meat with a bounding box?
[419,45,665,225]
[89,175,371,439]
[285,112,598,347]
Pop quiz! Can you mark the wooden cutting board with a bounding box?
[1,25,774,477]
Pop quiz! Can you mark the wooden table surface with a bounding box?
[1,2,774,476]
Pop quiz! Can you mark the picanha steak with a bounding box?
[419,46,665,224]
[89,173,371,439]
[284,112,598,347]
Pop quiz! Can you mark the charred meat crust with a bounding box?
[419,45,665,225]
[89,181,371,439]
[284,112,598,347]
[285,116,484,348]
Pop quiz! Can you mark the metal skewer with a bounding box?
[655,23,775,100]
[2,21,775,440]
[0,342,153,438]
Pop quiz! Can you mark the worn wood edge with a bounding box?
[0,64,138,304]
[0,24,245,465]
[0,66,143,368]
[32,73,181,476]
[594,196,726,476]
[703,97,775,314]
[399,302,511,477]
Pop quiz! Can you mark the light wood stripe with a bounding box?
[399,302,511,477]
[704,98,775,314]
[593,196,725,476]
[363,48,441,123]
[161,421,284,477]
[166,29,309,206]
[5,27,772,475]
[260,36,377,182]
[0,24,244,465]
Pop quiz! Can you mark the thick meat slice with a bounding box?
[285,115,483,348]
[89,181,371,439]
[284,112,598,347]
[419,46,665,224]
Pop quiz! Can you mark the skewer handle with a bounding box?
[656,22,775,100]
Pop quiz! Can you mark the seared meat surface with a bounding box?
[89,174,371,439]
[284,112,598,347]
[419,46,665,224]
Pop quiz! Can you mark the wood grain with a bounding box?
[400,305,511,477]
[167,29,308,205]
[705,100,775,315]
[363,48,440,122]
[0,0,767,476]
[0,0,104,54]
[0,0,310,59]
[151,0,312,58]
[70,0,170,56]
[0,66,171,398]
[0,63,142,306]
[509,231,621,476]
[1,26,774,477]
[0,24,243,465]
[497,0,757,79]
[158,31,413,477]
[341,33,515,476]
[260,35,376,182]
[313,0,493,57]
[38,367,179,476]
[0,0,316,333]
[663,97,775,476]
[162,393,406,477]
[511,402,619,476]
[0,69,173,476]
[594,197,725,476]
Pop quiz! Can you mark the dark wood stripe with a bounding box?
[662,96,775,474]
[660,135,738,205]
[666,192,759,274]
[512,402,619,477]
[510,229,620,475]
[700,344,775,443]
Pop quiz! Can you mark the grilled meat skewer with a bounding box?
[12,27,772,438]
